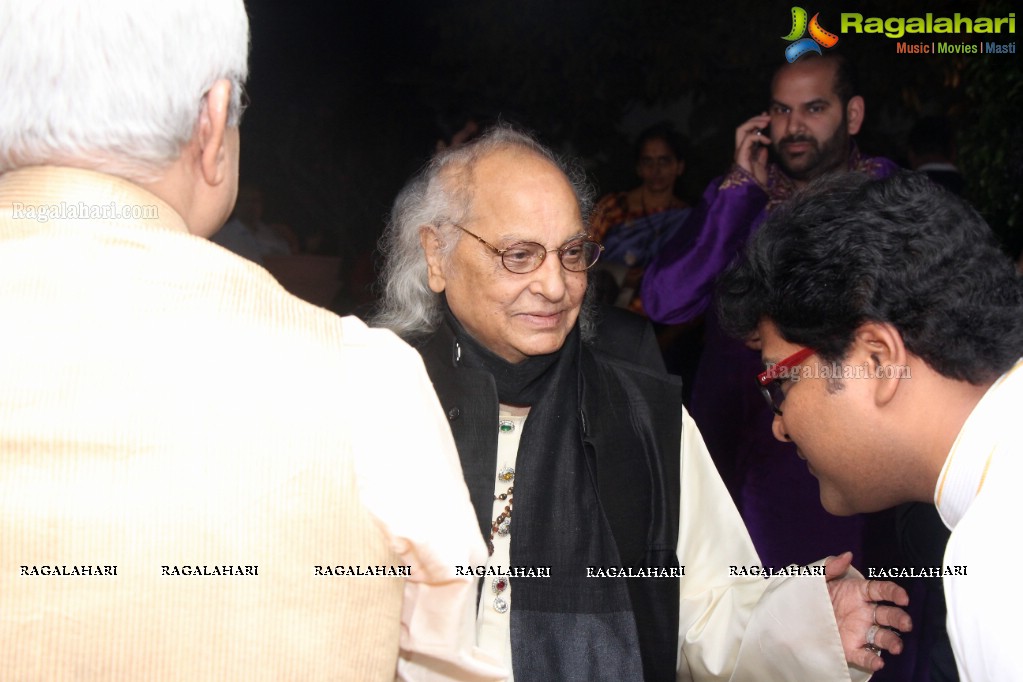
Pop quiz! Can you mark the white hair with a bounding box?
[0,0,249,183]
[372,123,597,342]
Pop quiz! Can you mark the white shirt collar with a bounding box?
[935,358,1023,528]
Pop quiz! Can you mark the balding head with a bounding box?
[772,54,856,106]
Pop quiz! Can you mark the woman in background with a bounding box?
[590,122,691,311]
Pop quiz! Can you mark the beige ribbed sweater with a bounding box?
[0,167,503,682]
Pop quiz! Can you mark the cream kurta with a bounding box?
[476,409,864,681]
[676,412,869,681]
[0,167,504,681]
[457,391,865,680]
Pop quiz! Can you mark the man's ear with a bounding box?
[849,321,908,406]
[845,95,865,136]
[420,225,449,294]
[198,79,233,187]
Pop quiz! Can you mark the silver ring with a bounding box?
[865,644,883,657]
[872,603,878,626]
[866,624,880,646]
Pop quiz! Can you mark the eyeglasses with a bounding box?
[451,223,604,274]
[756,346,816,416]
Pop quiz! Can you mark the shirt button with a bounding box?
[448,407,461,421]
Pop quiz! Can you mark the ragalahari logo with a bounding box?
[782,7,839,62]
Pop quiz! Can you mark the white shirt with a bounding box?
[475,408,526,676]
[936,358,1023,681]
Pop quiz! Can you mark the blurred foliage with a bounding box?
[957,0,1023,255]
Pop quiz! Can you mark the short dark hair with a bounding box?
[633,121,686,163]
[717,171,1023,384]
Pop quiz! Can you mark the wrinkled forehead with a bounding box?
[464,149,584,238]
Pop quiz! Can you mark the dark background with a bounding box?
[240,0,1021,281]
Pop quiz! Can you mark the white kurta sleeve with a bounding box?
[676,409,869,682]
[344,320,507,682]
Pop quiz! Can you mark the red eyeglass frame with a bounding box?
[756,347,816,415]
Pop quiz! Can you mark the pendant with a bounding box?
[497,465,515,482]
[498,419,515,434]
[493,596,509,613]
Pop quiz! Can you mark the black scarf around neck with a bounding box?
[441,307,644,680]
[442,306,558,406]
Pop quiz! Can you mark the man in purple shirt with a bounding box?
[642,54,898,568]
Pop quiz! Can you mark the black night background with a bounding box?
[240,0,1021,308]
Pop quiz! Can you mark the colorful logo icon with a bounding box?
[782,7,839,62]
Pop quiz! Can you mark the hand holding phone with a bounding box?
[733,113,771,187]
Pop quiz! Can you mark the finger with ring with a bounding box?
[866,624,880,646]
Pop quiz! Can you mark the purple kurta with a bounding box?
[642,149,899,568]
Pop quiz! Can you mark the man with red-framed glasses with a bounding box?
[718,171,1023,681]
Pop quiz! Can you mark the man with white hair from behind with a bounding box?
[0,1,503,680]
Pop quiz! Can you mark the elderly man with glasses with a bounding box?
[373,124,910,681]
